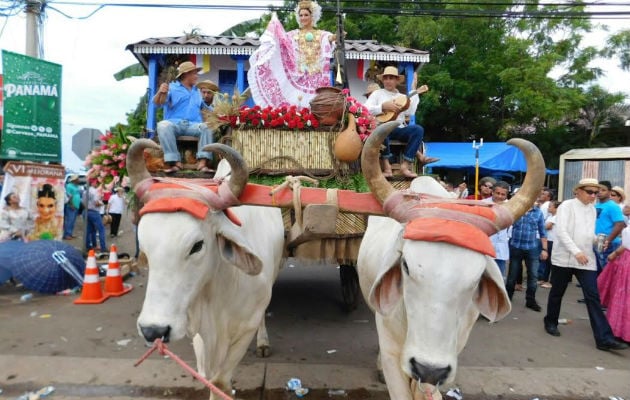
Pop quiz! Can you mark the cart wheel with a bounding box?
[340,264,359,312]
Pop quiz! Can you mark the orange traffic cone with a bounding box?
[104,244,133,297]
[74,249,109,304]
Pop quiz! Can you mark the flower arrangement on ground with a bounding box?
[84,130,132,190]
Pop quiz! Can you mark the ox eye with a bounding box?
[190,240,204,255]
[401,259,409,275]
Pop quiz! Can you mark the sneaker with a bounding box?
[540,282,552,289]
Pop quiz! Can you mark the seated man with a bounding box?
[153,62,214,173]
[364,66,438,178]
[198,80,218,111]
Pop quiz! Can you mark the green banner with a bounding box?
[1,50,62,162]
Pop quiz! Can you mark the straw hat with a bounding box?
[197,80,219,92]
[377,66,405,83]
[175,61,202,79]
[363,82,381,97]
[68,174,80,183]
[573,178,604,191]
[611,186,626,202]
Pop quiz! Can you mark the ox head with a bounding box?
[360,123,545,391]
[128,140,261,344]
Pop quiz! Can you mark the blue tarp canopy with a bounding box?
[424,142,558,174]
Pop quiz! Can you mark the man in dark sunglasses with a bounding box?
[543,178,628,351]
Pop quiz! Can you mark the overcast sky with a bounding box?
[0,0,628,171]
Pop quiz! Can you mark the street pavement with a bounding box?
[0,214,629,399]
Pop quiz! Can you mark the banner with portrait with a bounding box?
[1,162,65,241]
[1,50,62,162]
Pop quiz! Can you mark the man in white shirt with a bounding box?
[364,66,438,179]
[543,178,628,351]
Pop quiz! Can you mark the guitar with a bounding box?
[376,85,429,123]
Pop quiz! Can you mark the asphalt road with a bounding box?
[0,215,629,399]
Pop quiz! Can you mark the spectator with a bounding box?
[465,176,496,200]
[363,82,380,100]
[153,61,214,174]
[594,181,625,273]
[484,181,511,279]
[106,187,126,238]
[63,175,82,240]
[537,188,553,219]
[538,200,560,289]
[84,180,107,252]
[598,225,630,343]
[610,186,627,224]
[506,197,548,312]
[544,178,628,351]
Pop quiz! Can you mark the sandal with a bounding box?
[198,166,214,173]
[383,169,393,179]
[164,162,183,174]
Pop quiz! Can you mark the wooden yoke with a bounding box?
[238,183,386,216]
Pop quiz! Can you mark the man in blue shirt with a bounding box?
[506,205,548,311]
[153,62,214,173]
[594,180,625,273]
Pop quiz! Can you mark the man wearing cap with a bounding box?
[364,66,438,178]
[198,80,218,111]
[63,175,82,240]
[153,61,214,174]
[543,178,628,351]
[594,180,625,272]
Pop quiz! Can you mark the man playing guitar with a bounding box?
[364,66,439,178]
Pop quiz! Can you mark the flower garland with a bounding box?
[84,130,131,190]
[207,88,376,141]
[224,104,321,130]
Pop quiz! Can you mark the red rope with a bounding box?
[134,339,234,400]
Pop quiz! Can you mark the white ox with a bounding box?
[128,140,284,400]
[357,122,544,400]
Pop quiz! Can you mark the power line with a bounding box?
[23,0,630,20]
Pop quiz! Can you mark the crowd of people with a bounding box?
[463,176,629,351]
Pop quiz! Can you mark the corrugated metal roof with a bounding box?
[560,147,630,160]
[126,36,430,68]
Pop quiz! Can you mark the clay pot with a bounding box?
[334,114,363,162]
[310,87,345,126]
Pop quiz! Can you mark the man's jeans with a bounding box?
[157,120,214,163]
[381,125,424,162]
[86,209,106,250]
[63,204,78,238]
[506,246,540,302]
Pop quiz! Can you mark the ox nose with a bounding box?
[140,325,171,343]
[409,357,451,386]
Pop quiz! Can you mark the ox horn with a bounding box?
[127,139,161,188]
[360,121,401,204]
[202,144,248,198]
[496,138,546,230]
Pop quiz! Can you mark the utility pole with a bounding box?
[25,0,44,58]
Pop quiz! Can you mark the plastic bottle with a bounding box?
[558,318,572,325]
[20,293,33,302]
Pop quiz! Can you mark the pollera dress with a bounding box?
[247,13,335,108]
[597,226,630,341]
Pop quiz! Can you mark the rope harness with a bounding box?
[134,339,234,400]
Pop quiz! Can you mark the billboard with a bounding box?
[1,50,62,162]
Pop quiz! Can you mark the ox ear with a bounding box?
[368,242,404,316]
[475,256,511,322]
[217,233,264,276]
